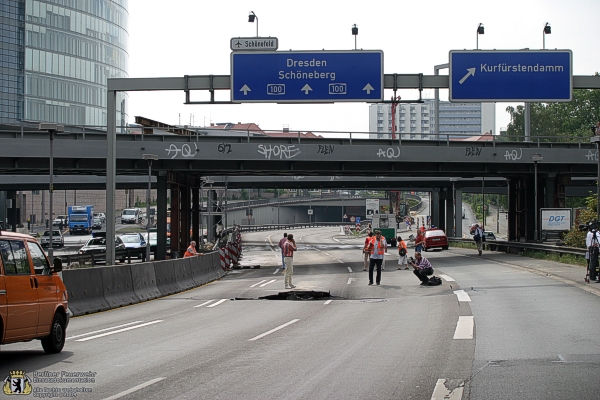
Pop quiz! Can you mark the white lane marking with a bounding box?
[267,235,274,246]
[453,316,474,339]
[347,267,353,273]
[347,278,357,285]
[431,378,464,400]
[324,300,333,305]
[67,321,143,340]
[324,252,331,256]
[251,280,267,287]
[273,269,280,275]
[259,279,276,287]
[102,377,166,400]
[248,319,300,341]
[453,290,471,302]
[206,299,228,308]
[76,320,163,342]
[194,299,216,308]
[440,274,455,282]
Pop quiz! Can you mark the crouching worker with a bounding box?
[410,252,433,285]
[184,241,198,257]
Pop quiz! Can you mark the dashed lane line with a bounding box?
[453,316,474,340]
[102,377,166,400]
[453,290,471,302]
[259,279,277,288]
[251,280,267,287]
[248,319,300,341]
[67,321,143,340]
[76,320,163,342]
[206,299,228,308]
[194,300,216,308]
[430,378,464,400]
[440,274,456,282]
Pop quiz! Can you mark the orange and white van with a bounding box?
[0,230,69,353]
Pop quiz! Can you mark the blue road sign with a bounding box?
[449,50,572,102]
[231,50,383,103]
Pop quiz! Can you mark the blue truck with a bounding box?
[68,205,94,235]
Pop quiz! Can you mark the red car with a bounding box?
[423,229,449,251]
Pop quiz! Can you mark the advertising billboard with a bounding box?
[540,208,572,231]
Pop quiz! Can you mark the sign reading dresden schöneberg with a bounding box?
[231,50,383,103]
[449,50,572,102]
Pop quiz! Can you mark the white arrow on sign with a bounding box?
[301,84,313,94]
[363,83,374,94]
[459,68,476,84]
[239,84,251,95]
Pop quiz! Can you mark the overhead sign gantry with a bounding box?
[449,50,572,102]
[231,50,384,103]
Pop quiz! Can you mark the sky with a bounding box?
[126,0,600,134]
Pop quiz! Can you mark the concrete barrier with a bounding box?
[100,265,140,309]
[174,257,196,291]
[63,268,110,317]
[130,262,161,301]
[154,259,181,296]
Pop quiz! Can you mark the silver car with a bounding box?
[41,229,65,248]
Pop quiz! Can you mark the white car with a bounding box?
[41,229,65,248]
[52,215,67,226]
[93,212,106,223]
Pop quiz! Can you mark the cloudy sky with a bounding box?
[126,0,600,134]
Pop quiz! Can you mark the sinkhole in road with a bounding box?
[240,290,333,301]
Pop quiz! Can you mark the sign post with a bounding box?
[449,50,572,102]
[231,50,383,103]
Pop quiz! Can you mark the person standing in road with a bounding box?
[410,252,434,285]
[283,234,297,289]
[414,230,424,255]
[368,230,387,286]
[362,232,373,271]
[397,236,409,270]
[278,232,288,271]
[473,223,484,256]
[184,241,198,257]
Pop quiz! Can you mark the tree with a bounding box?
[504,84,600,141]
[563,192,598,248]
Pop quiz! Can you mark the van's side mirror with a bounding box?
[53,257,63,273]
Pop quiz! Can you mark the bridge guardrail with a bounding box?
[448,237,586,257]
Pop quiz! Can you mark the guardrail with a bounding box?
[58,247,149,267]
[239,222,349,233]
[448,237,586,257]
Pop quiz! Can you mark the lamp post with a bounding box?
[248,11,258,37]
[450,178,458,237]
[543,22,551,49]
[532,154,543,242]
[39,123,64,265]
[142,154,158,262]
[352,24,358,50]
[476,23,484,49]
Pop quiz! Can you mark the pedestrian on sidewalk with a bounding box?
[283,234,298,289]
[368,230,387,286]
[278,232,288,271]
[397,236,409,270]
[362,232,373,271]
[473,223,484,256]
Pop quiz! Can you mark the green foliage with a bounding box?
[504,86,600,141]
[240,189,249,200]
[564,192,598,248]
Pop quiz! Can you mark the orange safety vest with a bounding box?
[369,237,386,255]
[184,246,197,257]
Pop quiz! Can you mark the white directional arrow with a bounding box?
[239,84,251,95]
[362,83,374,94]
[301,84,313,94]
[459,68,476,84]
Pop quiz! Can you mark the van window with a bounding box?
[0,239,30,275]
[27,241,51,274]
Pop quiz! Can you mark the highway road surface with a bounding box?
[2,227,600,399]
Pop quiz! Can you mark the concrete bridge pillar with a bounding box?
[156,172,168,261]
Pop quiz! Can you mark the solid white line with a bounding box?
[347,267,352,272]
[102,377,165,400]
[260,279,276,287]
[273,269,280,275]
[76,320,163,342]
[453,290,471,302]
[194,300,216,308]
[324,300,333,305]
[67,321,143,340]
[440,274,455,282]
[251,280,267,287]
[453,316,474,339]
[248,319,300,341]
[206,299,227,308]
[431,378,464,400]
[347,278,354,285]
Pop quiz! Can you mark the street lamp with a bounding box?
[450,178,458,237]
[142,154,158,262]
[532,154,543,242]
[248,11,258,37]
[476,23,484,49]
[352,24,358,50]
[39,123,64,265]
[543,22,551,49]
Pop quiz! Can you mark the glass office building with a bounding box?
[0,0,128,127]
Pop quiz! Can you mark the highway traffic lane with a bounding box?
[439,249,600,399]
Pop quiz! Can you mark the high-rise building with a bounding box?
[0,0,129,127]
[368,100,495,139]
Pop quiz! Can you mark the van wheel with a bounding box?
[41,313,66,354]
[442,246,449,250]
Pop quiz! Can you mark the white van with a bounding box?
[121,208,141,224]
